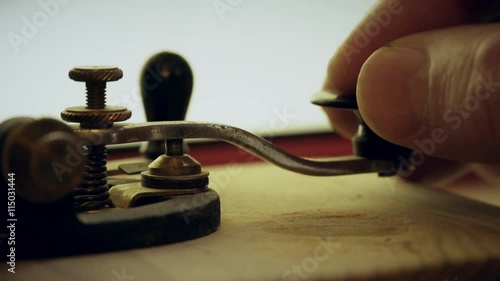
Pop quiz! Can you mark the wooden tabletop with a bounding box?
[3,161,500,281]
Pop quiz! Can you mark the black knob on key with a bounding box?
[140,52,194,159]
[311,91,413,176]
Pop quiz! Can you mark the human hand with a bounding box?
[322,0,500,185]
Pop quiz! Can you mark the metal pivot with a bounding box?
[111,139,210,208]
[61,66,132,212]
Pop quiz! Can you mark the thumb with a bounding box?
[358,23,500,162]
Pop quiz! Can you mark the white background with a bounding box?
[1,0,375,136]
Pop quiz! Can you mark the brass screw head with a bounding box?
[62,66,131,128]
[69,66,123,110]
[69,66,123,82]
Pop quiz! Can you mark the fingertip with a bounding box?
[397,157,469,187]
[321,77,359,139]
[357,46,430,145]
[323,107,359,139]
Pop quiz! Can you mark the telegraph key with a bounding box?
[0,52,413,259]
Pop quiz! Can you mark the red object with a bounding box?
[108,133,352,165]
[189,133,351,166]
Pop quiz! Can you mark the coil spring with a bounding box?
[73,145,112,212]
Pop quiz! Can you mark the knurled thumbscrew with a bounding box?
[61,66,131,129]
[69,66,123,110]
[61,66,132,212]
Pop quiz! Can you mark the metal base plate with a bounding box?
[5,185,220,259]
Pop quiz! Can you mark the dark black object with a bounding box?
[311,91,412,165]
[6,186,219,259]
[141,52,194,159]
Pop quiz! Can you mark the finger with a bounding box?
[397,157,470,187]
[325,0,473,95]
[323,0,474,138]
[471,163,500,185]
[357,23,500,162]
[322,108,358,139]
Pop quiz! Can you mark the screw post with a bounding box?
[61,65,130,212]
[85,81,107,109]
[166,139,184,156]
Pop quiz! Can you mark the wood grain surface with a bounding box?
[2,161,500,281]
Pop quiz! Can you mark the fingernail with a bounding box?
[357,47,429,144]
